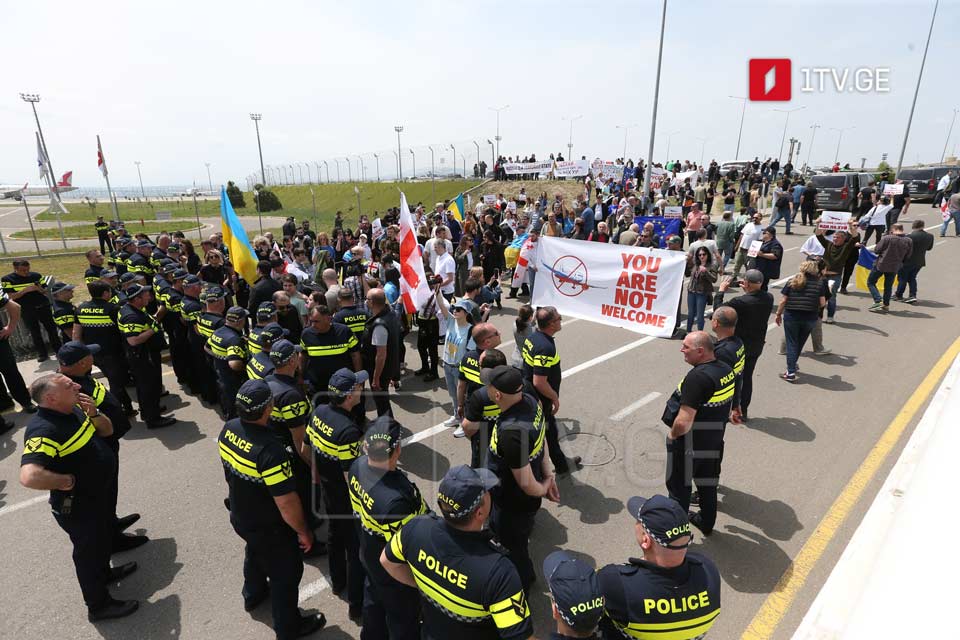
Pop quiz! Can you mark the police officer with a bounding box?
[542,551,605,640]
[2,259,59,361]
[94,216,111,254]
[207,306,249,419]
[0,291,37,419]
[84,249,106,284]
[217,379,326,639]
[304,368,368,619]
[75,281,134,415]
[156,263,190,387]
[195,283,226,405]
[361,288,400,417]
[484,364,558,592]
[521,306,580,474]
[598,495,721,639]
[246,323,287,380]
[51,282,78,343]
[462,349,532,470]
[19,373,139,621]
[711,306,745,424]
[126,239,156,284]
[456,322,502,462]
[381,464,533,640]
[300,305,361,403]
[56,342,146,552]
[333,287,368,342]
[248,301,279,356]
[348,415,427,640]
[108,236,135,276]
[662,331,734,536]
[117,284,176,429]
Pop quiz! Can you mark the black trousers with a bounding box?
[53,503,114,610]
[94,352,133,410]
[841,250,859,291]
[469,425,491,469]
[164,318,190,386]
[666,435,725,531]
[0,338,30,406]
[128,347,163,423]
[322,485,364,610]
[22,306,61,359]
[801,207,816,226]
[361,577,421,640]
[217,374,243,420]
[740,349,762,413]
[232,522,304,640]
[491,505,536,592]
[368,375,393,417]
[98,233,112,254]
[416,317,439,375]
[543,407,569,474]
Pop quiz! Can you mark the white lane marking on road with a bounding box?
[609,392,662,421]
[935,240,946,246]
[0,495,47,518]
[298,576,331,604]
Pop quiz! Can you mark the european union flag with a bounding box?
[634,216,681,248]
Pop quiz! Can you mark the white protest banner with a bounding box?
[883,183,904,196]
[503,161,554,176]
[506,201,517,212]
[553,160,591,178]
[531,237,686,337]
[663,206,683,219]
[818,211,850,232]
[747,240,763,258]
[674,169,700,186]
[591,160,624,183]
[649,167,668,190]
[371,217,384,242]
[483,194,497,205]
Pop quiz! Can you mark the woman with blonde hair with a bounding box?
[775,260,828,381]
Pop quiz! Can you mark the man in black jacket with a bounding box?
[754,227,783,291]
[894,220,934,305]
[247,260,281,315]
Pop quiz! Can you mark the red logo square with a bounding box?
[749,59,791,101]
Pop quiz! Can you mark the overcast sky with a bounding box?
[1,0,957,188]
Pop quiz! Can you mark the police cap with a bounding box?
[627,495,692,549]
[542,551,605,633]
[437,464,499,520]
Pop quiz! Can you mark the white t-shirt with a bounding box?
[738,222,764,250]
[425,237,454,272]
[435,252,456,295]
[800,234,825,257]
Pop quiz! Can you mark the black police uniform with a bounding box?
[598,554,721,640]
[95,220,111,253]
[247,325,268,356]
[348,455,427,640]
[487,392,547,591]
[53,298,78,344]
[713,336,745,410]
[300,323,359,401]
[0,293,31,407]
[520,330,568,473]
[180,295,211,401]
[385,513,533,640]
[464,386,500,469]
[118,302,166,425]
[107,248,130,276]
[458,348,489,466]
[361,308,401,417]
[333,304,369,342]
[84,264,105,285]
[218,417,304,640]
[159,283,190,386]
[266,373,314,525]
[76,297,134,412]
[126,252,155,284]
[663,359,735,532]
[246,350,276,380]
[195,310,225,404]
[21,406,117,610]
[208,324,248,419]
[304,403,364,611]
[1,271,60,358]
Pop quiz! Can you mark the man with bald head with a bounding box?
[662,330,735,536]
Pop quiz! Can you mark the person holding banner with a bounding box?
[815,219,860,323]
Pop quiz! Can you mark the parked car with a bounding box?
[718,161,751,177]
[810,172,876,213]
[896,165,958,202]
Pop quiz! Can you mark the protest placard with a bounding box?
[818,211,851,232]
[882,183,904,196]
[663,206,683,219]
[747,240,763,258]
[483,194,496,205]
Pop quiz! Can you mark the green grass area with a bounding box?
[0,253,90,295]
[37,198,221,223]
[11,220,204,240]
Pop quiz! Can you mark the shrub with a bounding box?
[253,185,283,212]
[226,181,246,208]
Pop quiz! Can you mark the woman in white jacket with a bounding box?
[860,196,892,246]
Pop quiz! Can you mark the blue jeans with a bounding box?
[686,291,708,331]
[941,209,960,236]
[443,362,460,416]
[770,207,792,233]
[895,264,921,298]
[783,313,817,375]
[825,276,842,318]
[867,268,895,305]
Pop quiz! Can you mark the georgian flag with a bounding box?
[97,136,108,177]
[397,191,431,313]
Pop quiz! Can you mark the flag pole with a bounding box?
[98,135,120,222]
[37,132,67,249]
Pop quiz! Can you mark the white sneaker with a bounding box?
[814,348,832,356]
[824,317,835,324]
[452,426,466,438]
[444,416,460,427]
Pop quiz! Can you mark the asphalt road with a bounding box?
[0,211,957,639]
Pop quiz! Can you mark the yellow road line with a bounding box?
[742,335,960,640]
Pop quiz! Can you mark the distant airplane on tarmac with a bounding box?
[0,171,77,200]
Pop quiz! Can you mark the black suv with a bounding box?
[897,166,957,202]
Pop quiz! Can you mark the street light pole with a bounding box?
[428,146,436,201]
[941,108,958,163]
[489,105,509,161]
[773,106,806,163]
[805,124,821,170]
[896,0,939,177]
[249,113,266,185]
[394,125,404,180]
[449,145,456,178]
[472,141,480,178]
[373,154,381,182]
[694,136,708,167]
[20,94,63,209]
[728,96,747,160]
[642,0,668,202]
[562,115,583,159]
[665,130,681,164]
[323,160,330,183]
[616,125,637,161]
[830,126,855,163]
[344,157,352,183]
[410,149,416,179]
[134,161,146,199]
[205,162,213,192]
[486,140,495,176]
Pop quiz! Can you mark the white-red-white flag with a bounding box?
[398,191,431,313]
[511,237,536,288]
[97,135,108,177]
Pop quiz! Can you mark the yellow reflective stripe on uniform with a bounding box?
[521,347,560,368]
[408,564,489,619]
[23,436,60,459]
[489,591,530,630]
[271,401,310,421]
[53,314,74,326]
[617,607,720,639]
[261,462,293,486]
[58,418,96,457]
[733,354,745,375]
[388,529,405,561]
[482,404,500,418]
[705,383,735,406]
[84,276,100,284]
[302,343,352,356]
[219,443,261,481]
[91,379,107,407]
[118,322,151,333]
[305,425,359,462]
[78,312,113,326]
[3,281,33,292]
[460,364,482,385]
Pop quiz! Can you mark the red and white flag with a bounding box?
[511,237,536,288]
[398,191,431,313]
[97,135,108,177]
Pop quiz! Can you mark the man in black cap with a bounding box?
[455,322,502,443]
[94,216,111,254]
[207,306,250,419]
[246,322,286,380]
[155,263,191,387]
[461,349,529,469]
[0,290,36,422]
[304,368,369,619]
[348,414,427,640]
[248,301,279,355]
[75,281,135,416]
[126,239,156,284]
[598,495,721,639]
[2,259,59,361]
[381,464,532,640]
[195,284,227,404]
[484,364,559,591]
[117,284,176,429]
[19,373,139,622]
[333,287,369,342]
[710,306,745,424]
[218,379,326,639]
[542,551,604,639]
[51,282,79,343]
[57,342,146,553]
[300,305,361,404]
[248,260,281,316]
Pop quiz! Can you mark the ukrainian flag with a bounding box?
[447,193,464,223]
[220,186,259,284]
[855,246,897,292]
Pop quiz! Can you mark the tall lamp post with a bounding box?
[641,0,668,201]
[205,162,213,192]
[693,136,708,167]
[489,104,509,160]
[134,161,146,199]
[20,93,62,208]
[616,124,638,160]
[344,157,352,183]
[472,141,481,178]
[941,108,958,163]
[394,125,404,180]
[562,115,583,159]
[428,146,436,201]
[728,96,747,160]
[373,154,381,182]
[896,0,939,176]
[773,106,806,163]
[249,113,266,185]
[664,130,681,163]
[409,149,416,179]
[830,126,855,163]
[486,140,495,175]
[323,160,330,183]
[449,144,456,178]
